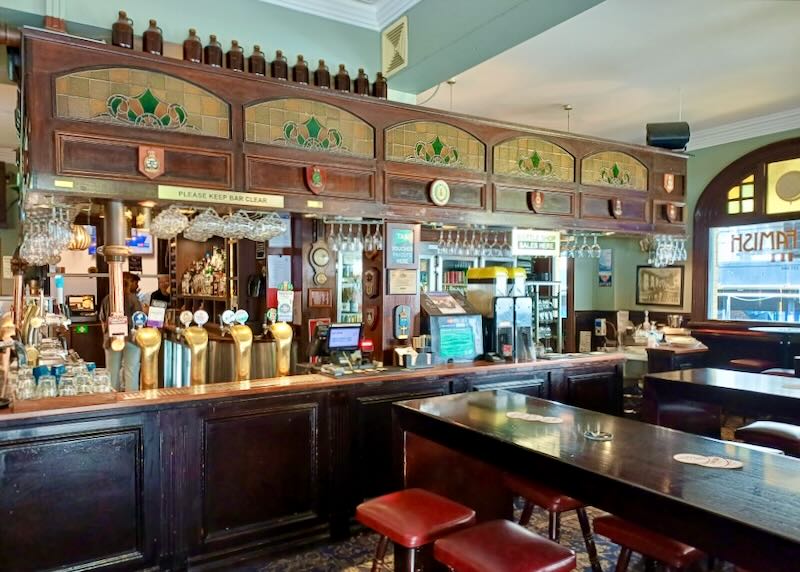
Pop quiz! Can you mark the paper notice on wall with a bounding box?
[276,289,294,322]
[579,331,592,353]
[268,255,292,289]
[1,255,12,280]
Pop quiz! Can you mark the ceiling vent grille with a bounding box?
[382,16,408,77]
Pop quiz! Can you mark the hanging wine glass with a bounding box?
[490,233,501,257]
[355,224,364,251]
[471,230,480,256]
[328,223,338,252]
[481,232,491,257]
[445,231,454,255]
[500,232,512,257]
[437,230,446,253]
[455,230,464,256]
[375,222,383,251]
[591,234,601,258]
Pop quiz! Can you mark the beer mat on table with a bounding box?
[783,383,800,389]
[673,453,743,469]
[507,412,564,423]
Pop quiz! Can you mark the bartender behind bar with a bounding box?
[99,272,144,391]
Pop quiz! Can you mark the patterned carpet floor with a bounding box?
[237,505,735,572]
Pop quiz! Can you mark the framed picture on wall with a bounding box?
[636,265,684,306]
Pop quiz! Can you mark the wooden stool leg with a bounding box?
[548,510,562,542]
[576,507,602,572]
[615,546,632,572]
[518,500,534,526]
[371,535,389,572]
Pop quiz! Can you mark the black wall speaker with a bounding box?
[646,122,690,150]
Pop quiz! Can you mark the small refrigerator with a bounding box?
[336,250,362,323]
[419,254,436,293]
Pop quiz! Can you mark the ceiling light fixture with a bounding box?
[563,104,573,133]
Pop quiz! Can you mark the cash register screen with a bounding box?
[432,315,483,362]
[326,324,362,352]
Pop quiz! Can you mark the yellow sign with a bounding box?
[307,200,324,209]
[54,179,74,188]
[158,185,284,209]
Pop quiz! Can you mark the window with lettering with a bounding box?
[708,220,800,321]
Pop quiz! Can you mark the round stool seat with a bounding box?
[434,519,576,572]
[594,515,703,569]
[760,367,795,377]
[356,488,475,549]
[728,358,777,372]
[503,474,584,513]
[735,421,800,457]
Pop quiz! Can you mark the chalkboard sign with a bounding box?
[128,256,142,272]
[386,223,416,269]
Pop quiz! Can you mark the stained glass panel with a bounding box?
[384,121,485,172]
[244,98,374,158]
[766,158,800,215]
[581,151,648,191]
[493,137,574,182]
[55,67,229,138]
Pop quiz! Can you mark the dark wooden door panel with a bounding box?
[202,401,324,544]
[0,423,150,571]
[564,370,619,414]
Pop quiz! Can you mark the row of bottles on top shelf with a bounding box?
[180,247,227,297]
[111,11,388,97]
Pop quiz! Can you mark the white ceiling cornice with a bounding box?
[686,107,800,151]
[257,0,421,31]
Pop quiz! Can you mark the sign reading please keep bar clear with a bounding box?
[158,185,285,209]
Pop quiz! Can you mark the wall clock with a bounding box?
[310,245,331,267]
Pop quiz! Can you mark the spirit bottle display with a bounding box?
[181,247,227,297]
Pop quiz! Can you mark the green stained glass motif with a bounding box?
[106,88,188,130]
[493,137,574,182]
[385,121,485,172]
[244,98,374,158]
[281,116,344,151]
[411,135,460,166]
[582,151,647,191]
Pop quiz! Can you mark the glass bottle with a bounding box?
[271,50,288,80]
[248,44,266,76]
[226,40,244,71]
[314,59,331,88]
[354,68,370,95]
[183,28,202,63]
[372,72,388,99]
[142,19,163,55]
[292,55,309,84]
[111,10,134,49]
[204,34,223,67]
[334,64,351,92]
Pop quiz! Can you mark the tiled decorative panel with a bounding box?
[385,121,485,172]
[493,137,574,182]
[581,151,648,191]
[55,67,230,138]
[245,98,374,158]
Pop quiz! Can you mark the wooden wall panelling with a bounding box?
[580,192,650,226]
[493,183,576,218]
[0,413,160,571]
[362,249,384,360]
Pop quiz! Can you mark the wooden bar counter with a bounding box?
[0,354,622,571]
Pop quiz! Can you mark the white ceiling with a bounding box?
[257,0,421,30]
[416,0,800,150]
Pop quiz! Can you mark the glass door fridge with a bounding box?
[419,254,436,293]
[336,250,362,323]
[437,255,479,294]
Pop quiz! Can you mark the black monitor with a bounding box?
[326,323,362,353]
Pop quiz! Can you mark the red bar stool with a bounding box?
[434,519,576,572]
[735,421,800,457]
[593,514,704,572]
[503,474,601,572]
[356,488,476,572]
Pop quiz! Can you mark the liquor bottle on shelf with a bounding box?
[271,50,288,79]
[372,72,388,99]
[314,59,331,88]
[354,68,370,95]
[292,55,309,83]
[204,35,223,67]
[248,45,267,75]
[183,29,202,63]
[334,64,351,92]
[142,19,163,55]
[226,40,244,71]
[111,10,134,49]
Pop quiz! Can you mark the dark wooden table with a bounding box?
[748,326,800,368]
[644,367,800,422]
[393,390,800,572]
